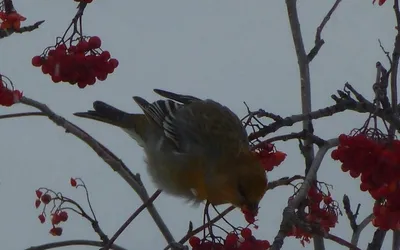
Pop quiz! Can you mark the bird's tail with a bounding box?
[74,101,149,147]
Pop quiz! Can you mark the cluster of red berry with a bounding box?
[332,134,400,230]
[0,76,22,107]
[189,228,270,250]
[32,36,119,88]
[254,143,286,171]
[287,187,338,246]
[35,189,68,236]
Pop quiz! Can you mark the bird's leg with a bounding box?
[203,201,215,242]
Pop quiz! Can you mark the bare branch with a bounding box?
[103,190,162,250]
[248,97,382,141]
[367,229,387,250]
[351,214,373,247]
[343,194,360,231]
[0,20,45,39]
[378,40,392,64]
[389,0,400,137]
[0,112,46,119]
[308,0,342,62]
[326,233,361,250]
[256,130,326,147]
[267,175,305,190]
[19,96,176,246]
[285,0,315,173]
[25,239,126,250]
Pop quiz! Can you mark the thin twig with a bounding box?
[25,239,127,250]
[326,233,361,250]
[378,39,392,64]
[308,0,343,62]
[0,20,45,39]
[103,190,162,250]
[0,112,46,119]
[254,130,326,148]
[267,175,305,190]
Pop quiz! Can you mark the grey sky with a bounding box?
[0,0,395,249]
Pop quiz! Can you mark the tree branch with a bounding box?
[0,112,46,119]
[258,130,326,147]
[102,190,162,250]
[0,20,45,39]
[19,97,176,246]
[343,194,360,232]
[267,175,305,190]
[367,229,387,250]
[351,214,374,247]
[308,0,343,62]
[25,240,126,250]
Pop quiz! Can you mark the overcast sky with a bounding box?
[0,0,396,249]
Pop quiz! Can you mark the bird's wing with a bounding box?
[133,96,183,149]
[172,100,250,158]
[153,89,201,104]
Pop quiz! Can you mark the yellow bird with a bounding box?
[74,89,267,214]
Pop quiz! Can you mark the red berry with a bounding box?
[189,236,201,247]
[331,149,340,160]
[257,240,271,249]
[349,169,360,178]
[35,189,43,198]
[338,134,348,145]
[68,45,77,53]
[77,40,89,52]
[225,233,238,247]
[58,211,68,222]
[41,194,51,204]
[49,227,63,236]
[96,71,108,81]
[38,214,45,223]
[32,56,43,67]
[41,64,51,74]
[100,51,111,61]
[56,44,67,51]
[88,36,102,49]
[51,75,62,83]
[240,228,252,239]
[323,196,333,205]
[70,178,77,187]
[35,199,41,208]
[360,182,370,192]
[78,81,88,89]
[109,58,119,68]
[48,49,55,56]
[52,214,61,225]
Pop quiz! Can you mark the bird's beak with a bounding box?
[241,203,259,216]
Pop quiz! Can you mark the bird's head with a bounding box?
[208,152,268,215]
